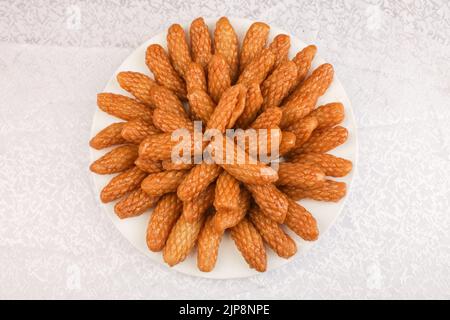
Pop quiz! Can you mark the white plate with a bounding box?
[89,18,358,279]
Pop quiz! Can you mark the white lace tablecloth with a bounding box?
[0,0,449,299]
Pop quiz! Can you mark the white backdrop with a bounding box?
[0,0,449,299]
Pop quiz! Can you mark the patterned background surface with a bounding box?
[0,0,449,299]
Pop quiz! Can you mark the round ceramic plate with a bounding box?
[90,18,358,279]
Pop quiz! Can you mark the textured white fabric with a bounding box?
[0,0,449,299]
